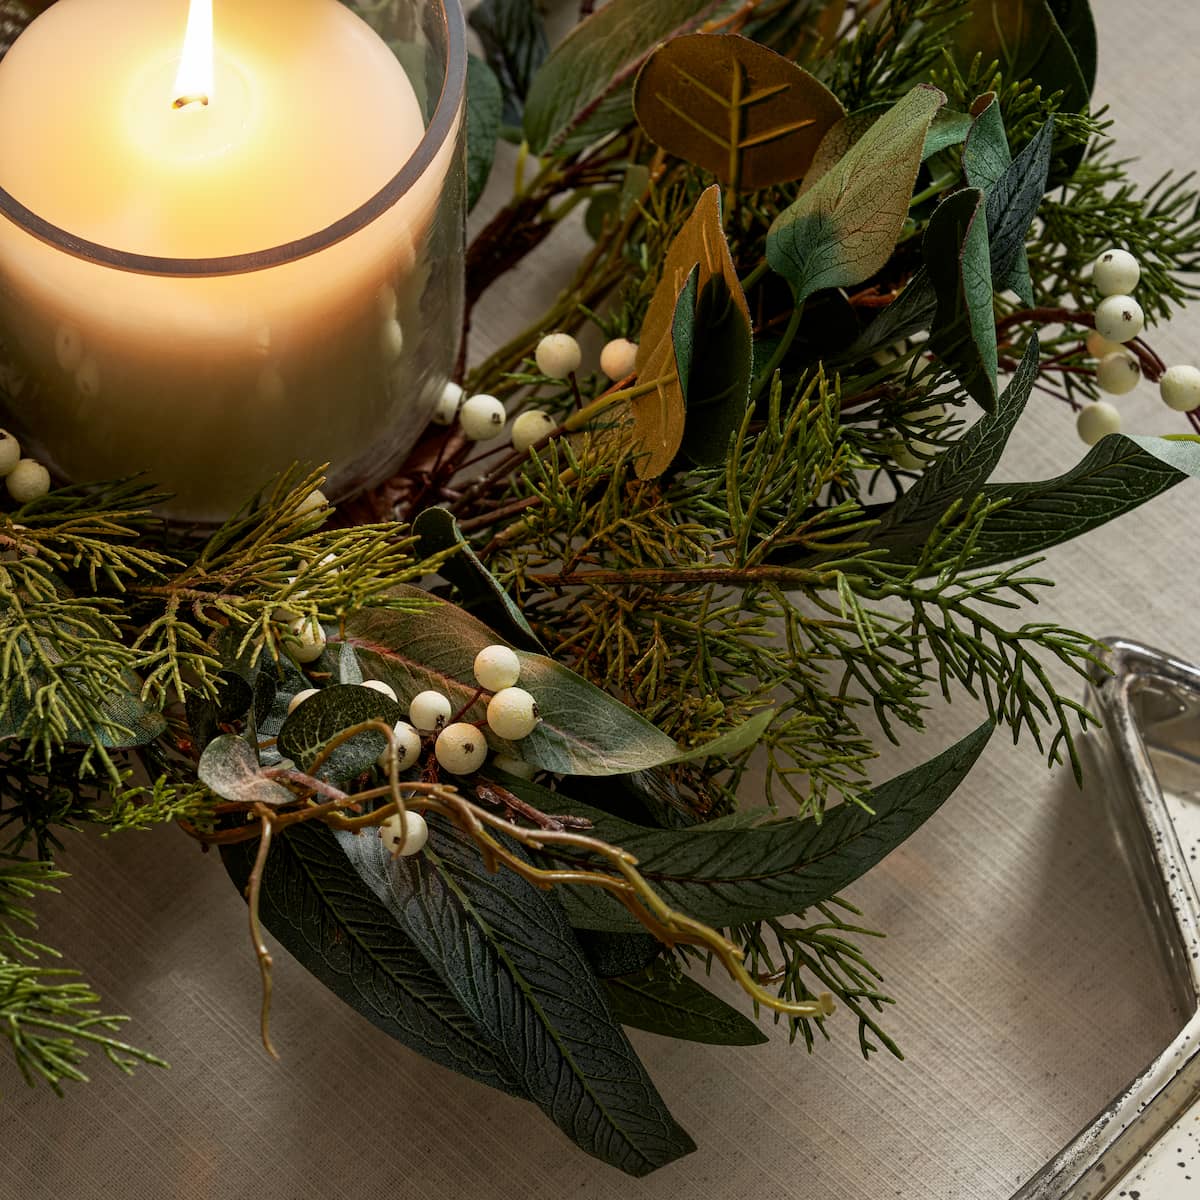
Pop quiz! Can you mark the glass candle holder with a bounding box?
[0,0,467,522]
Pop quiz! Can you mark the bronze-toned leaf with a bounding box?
[632,185,750,479]
[633,34,846,191]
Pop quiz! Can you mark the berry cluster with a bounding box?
[0,429,51,503]
[287,644,542,858]
[1080,249,1200,444]
[434,333,639,453]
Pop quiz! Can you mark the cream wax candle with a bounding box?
[0,0,465,520]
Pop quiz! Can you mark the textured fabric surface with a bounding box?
[1,2,1197,1196]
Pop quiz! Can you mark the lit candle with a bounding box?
[0,0,464,520]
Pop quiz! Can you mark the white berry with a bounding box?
[1093,295,1144,344]
[487,687,540,740]
[288,687,319,714]
[361,679,398,703]
[296,488,328,517]
[510,409,556,453]
[1092,248,1141,297]
[1095,352,1140,396]
[287,616,326,664]
[431,381,464,425]
[377,721,422,771]
[600,337,639,381]
[379,810,429,857]
[0,430,20,476]
[435,723,488,774]
[1076,401,1122,446]
[409,689,452,731]
[535,332,582,379]
[474,644,521,692]
[1085,330,1125,359]
[459,394,507,441]
[1159,364,1200,412]
[380,317,405,361]
[5,459,50,503]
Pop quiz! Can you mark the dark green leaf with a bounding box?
[577,929,662,978]
[221,822,525,1095]
[875,335,1040,553]
[962,435,1200,568]
[604,964,769,1046]
[66,684,166,750]
[840,269,938,361]
[1047,0,1097,96]
[338,819,696,1176]
[766,85,946,304]
[924,108,974,159]
[339,589,680,776]
[511,722,997,931]
[468,0,548,126]
[950,1,1088,116]
[466,55,503,212]
[523,0,724,156]
[924,187,998,412]
[983,115,1055,303]
[197,734,294,807]
[413,507,544,652]
[276,684,404,784]
[678,273,755,467]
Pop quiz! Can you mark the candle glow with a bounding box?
[171,0,213,109]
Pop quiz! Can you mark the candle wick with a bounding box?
[172,92,210,110]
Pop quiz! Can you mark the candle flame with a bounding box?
[172,0,214,109]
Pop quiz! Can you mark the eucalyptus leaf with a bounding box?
[509,721,996,931]
[767,85,946,304]
[523,0,724,156]
[413,507,544,652]
[197,734,293,807]
[633,34,845,189]
[603,964,769,1046]
[221,822,526,1096]
[338,819,696,1176]
[466,54,503,211]
[338,589,681,775]
[924,187,998,412]
[276,684,404,784]
[66,681,166,750]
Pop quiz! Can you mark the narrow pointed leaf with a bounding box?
[603,964,769,1046]
[466,54,503,211]
[508,721,997,931]
[924,187,998,412]
[339,820,696,1176]
[221,822,526,1096]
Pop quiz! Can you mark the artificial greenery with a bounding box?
[2,0,1200,1176]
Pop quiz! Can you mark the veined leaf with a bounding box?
[221,822,526,1096]
[338,819,696,1176]
[604,963,769,1046]
[508,721,996,931]
[766,85,946,304]
[634,185,749,479]
[198,734,293,807]
[959,434,1200,569]
[338,588,680,775]
[523,0,724,156]
[924,187,998,412]
[633,34,844,189]
[276,684,404,784]
[875,335,1040,551]
[466,55,503,211]
[1047,0,1097,97]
